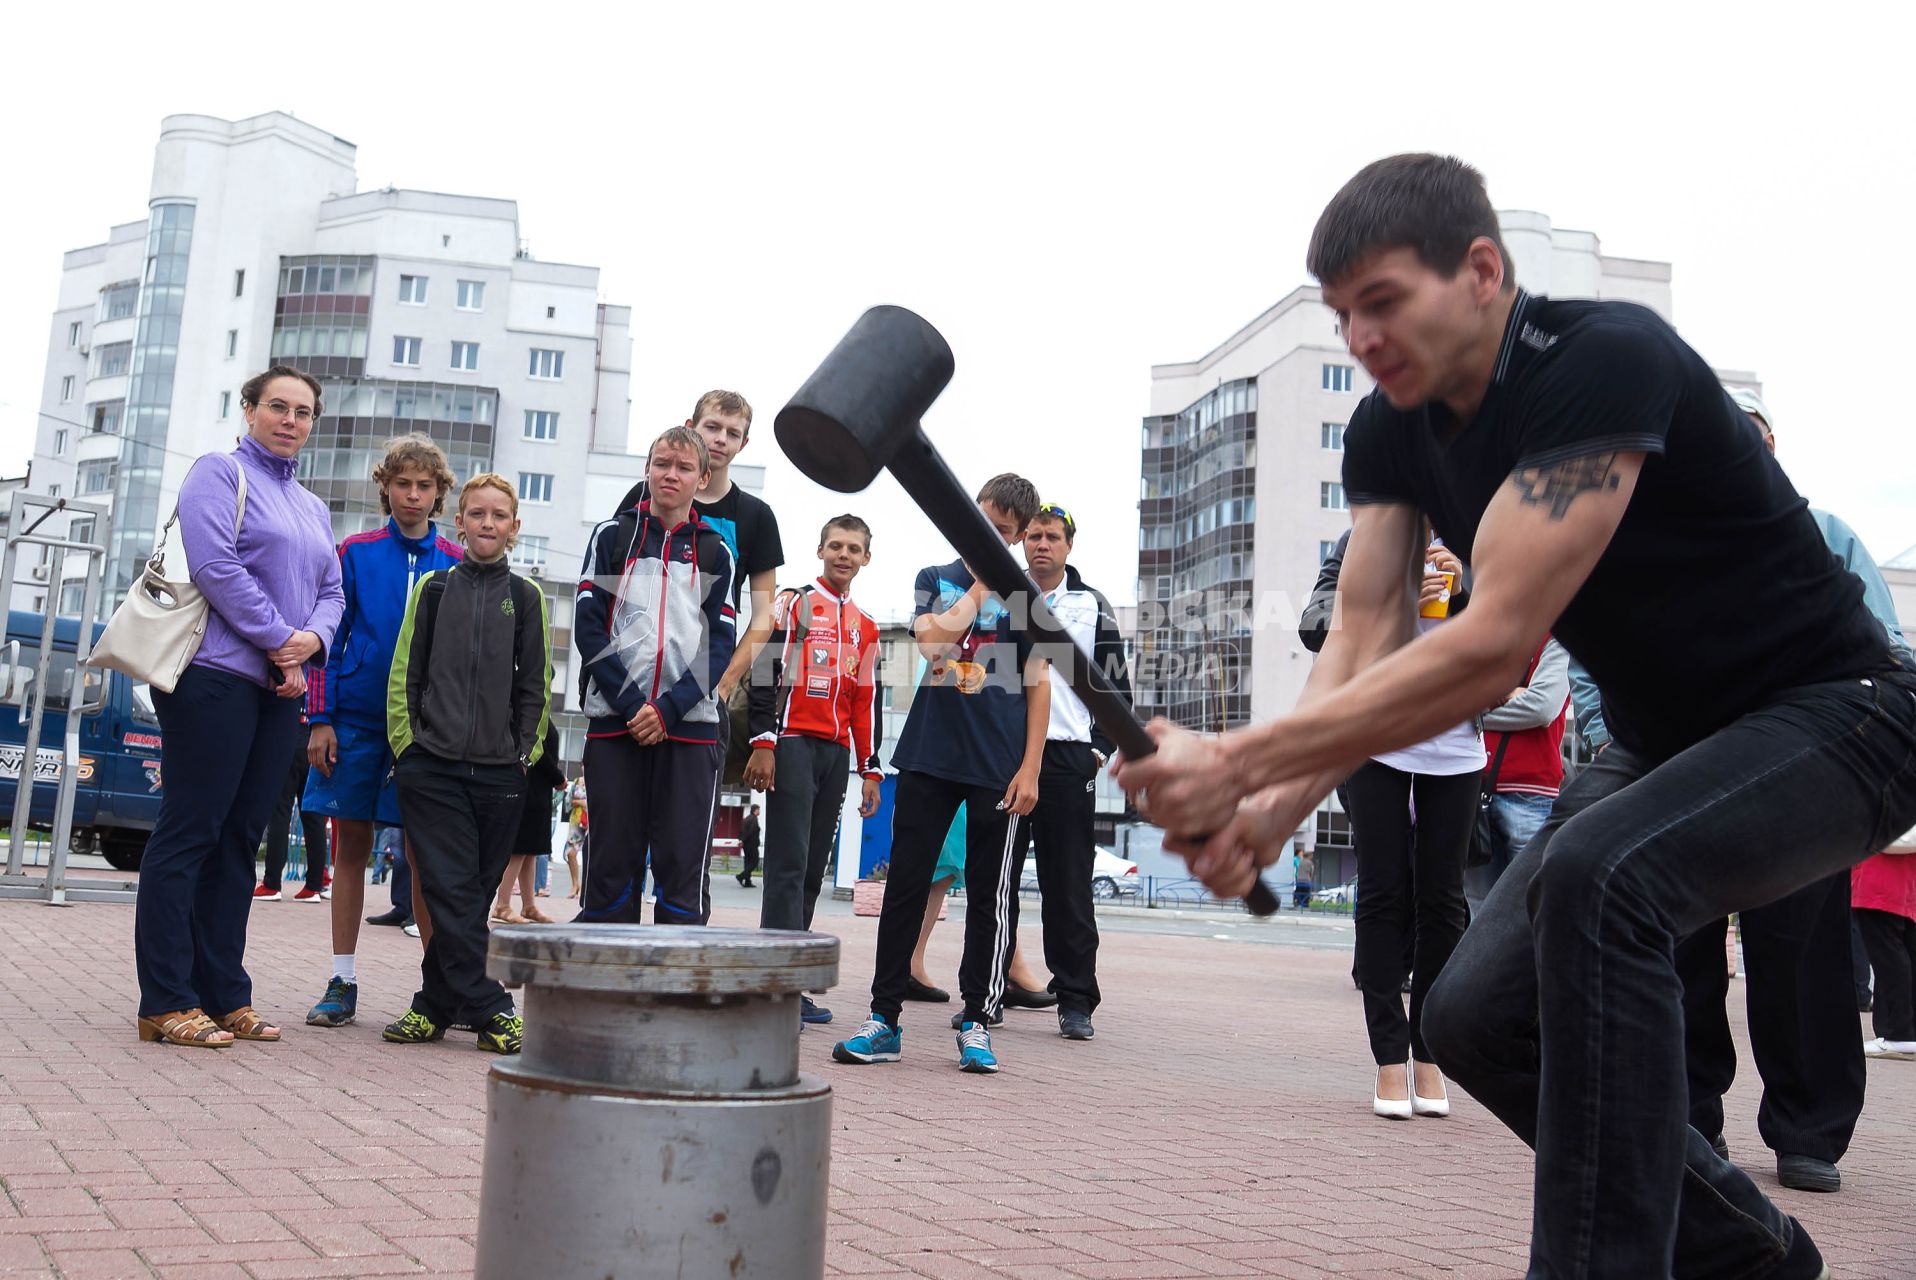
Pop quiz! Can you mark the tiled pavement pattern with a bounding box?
[1,882,1912,1278]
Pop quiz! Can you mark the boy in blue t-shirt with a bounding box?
[833,474,1049,1075]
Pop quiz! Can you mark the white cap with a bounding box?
[1725,385,1774,433]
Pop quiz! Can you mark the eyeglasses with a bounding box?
[261,399,315,424]
[1037,502,1075,534]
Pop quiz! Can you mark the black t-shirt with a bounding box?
[1342,290,1892,761]
[617,479,783,609]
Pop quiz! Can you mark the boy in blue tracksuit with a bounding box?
[304,434,461,1028]
[574,427,737,925]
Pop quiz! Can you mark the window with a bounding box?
[1322,364,1354,393]
[398,274,428,304]
[219,391,231,419]
[78,459,116,495]
[94,342,131,378]
[523,410,559,441]
[546,305,556,319]
[53,429,67,455]
[70,517,94,546]
[59,581,86,617]
[67,321,80,348]
[99,281,138,321]
[451,341,480,371]
[233,269,246,297]
[510,535,550,569]
[47,485,59,499]
[393,336,422,367]
[518,472,554,504]
[1320,481,1347,510]
[1155,577,1171,602]
[456,280,486,310]
[1319,539,1340,564]
[90,401,123,435]
[60,376,73,402]
[528,348,564,380]
[1321,421,1344,450]
[226,329,238,358]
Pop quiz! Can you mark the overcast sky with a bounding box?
[3,3,1911,616]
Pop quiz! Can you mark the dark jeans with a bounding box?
[1677,872,1864,1164]
[393,750,522,1023]
[1856,907,1916,1040]
[1423,669,1916,1279]
[871,769,1020,1028]
[759,735,849,932]
[261,730,328,893]
[1344,760,1478,1064]
[578,734,723,925]
[1008,741,1102,1015]
[136,665,303,1018]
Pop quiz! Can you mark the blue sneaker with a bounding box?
[831,1015,901,1064]
[956,1021,998,1073]
[305,976,358,1027]
[800,995,833,1025]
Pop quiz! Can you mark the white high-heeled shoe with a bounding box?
[1411,1060,1449,1117]
[1374,1064,1413,1120]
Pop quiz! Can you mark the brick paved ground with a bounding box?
[1,878,1912,1278]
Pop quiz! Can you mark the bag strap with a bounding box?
[147,453,249,573]
[1482,647,1546,798]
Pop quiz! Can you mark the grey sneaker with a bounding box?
[1058,1009,1094,1041]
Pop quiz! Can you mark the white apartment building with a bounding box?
[1137,212,1678,876]
[28,111,683,762]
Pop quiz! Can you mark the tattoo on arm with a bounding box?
[1511,453,1621,520]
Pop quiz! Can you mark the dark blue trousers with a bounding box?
[137,665,302,1018]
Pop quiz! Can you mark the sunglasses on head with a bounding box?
[1036,502,1075,535]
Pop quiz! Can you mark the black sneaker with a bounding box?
[799,996,833,1025]
[382,1008,444,1044]
[476,1011,523,1054]
[365,908,410,927]
[1059,1009,1095,1041]
[949,1009,1003,1029]
[1777,1154,1839,1193]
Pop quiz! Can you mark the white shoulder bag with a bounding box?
[89,457,247,694]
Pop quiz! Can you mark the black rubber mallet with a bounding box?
[775,305,1279,916]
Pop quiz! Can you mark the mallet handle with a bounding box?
[889,435,1279,917]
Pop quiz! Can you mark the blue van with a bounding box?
[0,611,163,870]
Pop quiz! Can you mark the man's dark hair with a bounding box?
[975,473,1040,530]
[1306,154,1512,290]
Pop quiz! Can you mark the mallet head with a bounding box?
[774,306,954,493]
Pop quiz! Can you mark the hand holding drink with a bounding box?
[1420,541,1461,619]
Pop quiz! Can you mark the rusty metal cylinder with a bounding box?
[475,926,839,1280]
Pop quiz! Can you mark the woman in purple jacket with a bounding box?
[134,366,343,1048]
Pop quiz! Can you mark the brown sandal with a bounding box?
[136,1008,235,1048]
[212,1007,280,1042]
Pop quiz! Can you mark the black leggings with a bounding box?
[1345,760,1480,1065]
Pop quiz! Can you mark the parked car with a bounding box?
[1312,877,1358,906]
[0,612,163,871]
[1019,845,1143,899]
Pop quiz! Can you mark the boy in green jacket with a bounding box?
[384,473,551,1053]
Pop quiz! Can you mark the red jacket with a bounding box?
[747,579,881,778]
[1853,853,1916,922]
[1483,641,1569,798]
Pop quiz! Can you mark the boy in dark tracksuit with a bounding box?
[384,474,550,1053]
[575,427,737,925]
[833,474,1049,1075]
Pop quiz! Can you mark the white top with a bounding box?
[1370,616,1487,776]
[1040,581,1098,745]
